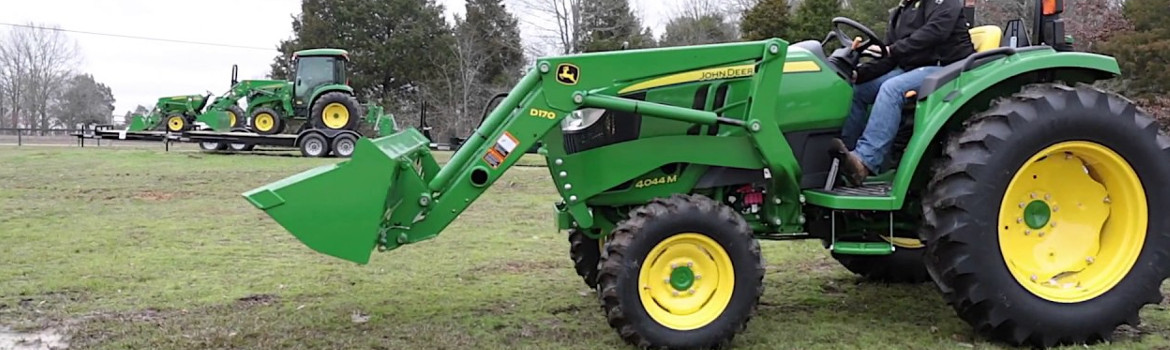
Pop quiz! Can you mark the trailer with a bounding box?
[185,127,366,157]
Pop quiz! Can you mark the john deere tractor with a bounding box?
[243,2,1170,348]
[243,48,363,136]
[125,94,217,132]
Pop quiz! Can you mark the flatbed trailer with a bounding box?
[185,128,364,157]
[70,124,180,147]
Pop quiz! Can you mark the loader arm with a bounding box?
[243,39,800,264]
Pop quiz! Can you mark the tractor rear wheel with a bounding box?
[921,83,1170,347]
[250,107,285,135]
[165,114,188,132]
[567,228,601,289]
[311,92,361,131]
[597,194,764,349]
[226,105,245,128]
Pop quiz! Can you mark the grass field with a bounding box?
[0,146,1167,350]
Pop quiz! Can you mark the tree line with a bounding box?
[0,24,116,133]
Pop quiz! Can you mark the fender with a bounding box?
[888,46,1122,209]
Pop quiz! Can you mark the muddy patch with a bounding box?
[0,326,68,350]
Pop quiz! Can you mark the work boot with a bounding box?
[830,138,869,187]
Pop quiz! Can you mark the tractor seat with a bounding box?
[902,25,1003,105]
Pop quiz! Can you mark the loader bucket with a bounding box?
[242,128,432,264]
[195,110,230,131]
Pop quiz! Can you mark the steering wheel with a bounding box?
[831,17,889,59]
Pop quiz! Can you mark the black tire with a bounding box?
[299,133,330,157]
[568,228,601,289]
[921,83,1170,347]
[249,107,285,135]
[226,105,246,128]
[228,142,254,152]
[330,133,358,158]
[198,141,227,151]
[311,92,361,131]
[831,242,930,283]
[164,114,188,132]
[597,194,764,349]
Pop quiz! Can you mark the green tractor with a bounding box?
[125,94,218,132]
[242,3,1170,349]
[242,48,363,136]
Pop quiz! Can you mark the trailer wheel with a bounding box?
[922,83,1170,347]
[228,142,254,152]
[198,141,227,151]
[250,107,285,135]
[331,133,357,158]
[299,133,330,157]
[226,105,246,128]
[311,92,360,131]
[165,114,188,132]
[598,194,764,349]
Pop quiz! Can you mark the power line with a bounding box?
[0,22,276,51]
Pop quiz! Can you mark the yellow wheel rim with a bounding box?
[227,111,237,126]
[638,233,734,330]
[322,102,350,129]
[998,141,1146,303]
[254,113,274,132]
[167,116,184,131]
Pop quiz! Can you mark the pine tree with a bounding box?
[462,0,525,85]
[790,0,841,42]
[576,0,655,52]
[740,0,793,41]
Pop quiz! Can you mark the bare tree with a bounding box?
[0,23,81,132]
[517,0,585,54]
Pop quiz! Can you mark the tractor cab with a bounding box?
[290,48,349,109]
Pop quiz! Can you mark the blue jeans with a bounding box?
[840,66,942,173]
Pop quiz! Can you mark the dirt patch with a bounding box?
[465,259,561,275]
[235,294,279,307]
[134,191,175,201]
[0,326,68,350]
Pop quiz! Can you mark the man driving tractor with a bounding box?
[832,0,976,185]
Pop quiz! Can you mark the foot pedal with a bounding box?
[831,241,894,255]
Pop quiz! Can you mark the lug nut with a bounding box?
[1025,230,1031,235]
[689,289,696,294]
[695,274,701,280]
[1030,192,1036,199]
[1086,256,1095,264]
[687,262,693,267]
[1045,194,1052,200]
[664,278,670,284]
[1031,274,1038,281]
[672,291,679,296]
[1104,196,1111,204]
[1038,231,1045,237]
[1017,217,1023,223]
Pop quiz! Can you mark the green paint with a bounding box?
[832,241,894,256]
[670,266,695,291]
[1024,200,1051,229]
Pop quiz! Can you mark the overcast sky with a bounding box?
[0,0,686,116]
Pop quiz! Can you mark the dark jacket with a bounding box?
[855,0,976,83]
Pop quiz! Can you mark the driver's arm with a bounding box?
[888,0,964,58]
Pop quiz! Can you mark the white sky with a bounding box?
[0,0,685,116]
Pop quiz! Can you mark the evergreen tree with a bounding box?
[740,0,793,41]
[845,0,899,37]
[462,0,525,85]
[791,0,841,42]
[661,13,737,47]
[268,0,456,103]
[576,0,656,52]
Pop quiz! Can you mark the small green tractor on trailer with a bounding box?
[243,3,1170,348]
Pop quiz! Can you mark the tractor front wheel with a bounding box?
[597,194,764,349]
[165,114,188,132]
[311,92,361,131]
[250,108,285,135]
[567,228,601,289]
[226,105,245,129]
[922,83,1170,347]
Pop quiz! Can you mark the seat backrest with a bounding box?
[968,25,1004,53]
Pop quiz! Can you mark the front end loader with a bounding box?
[243,2,1170,348]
